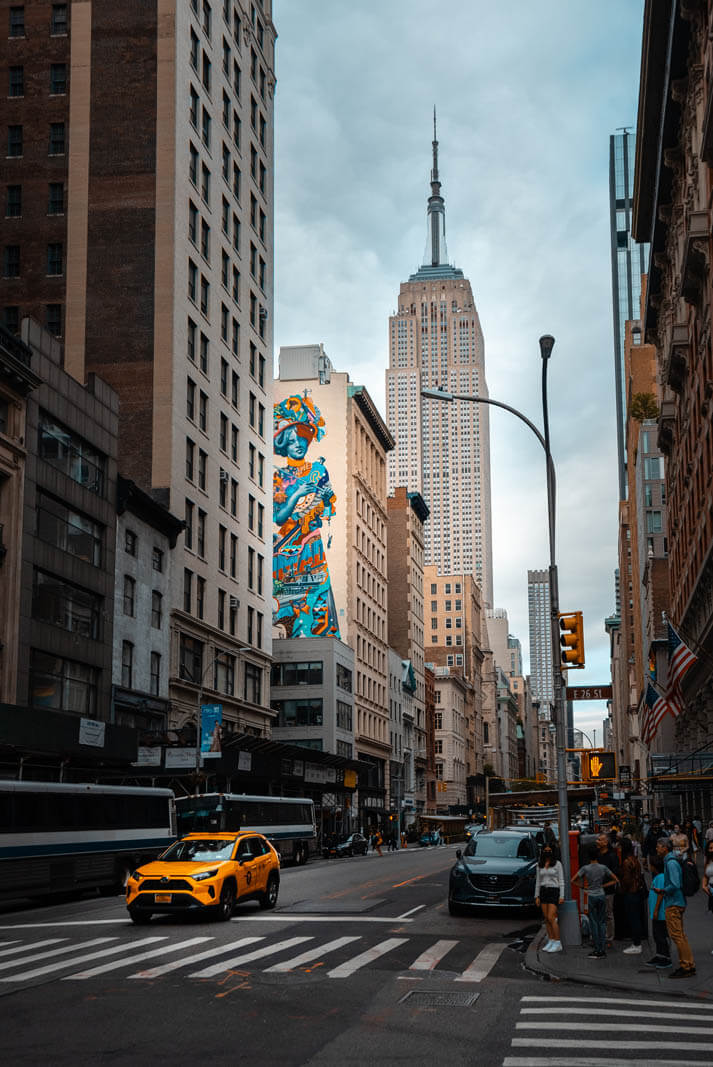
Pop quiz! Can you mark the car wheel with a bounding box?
[448,899,465,917]
[128,907,152,925]
[215,881,237,921]
[260,873,279,910]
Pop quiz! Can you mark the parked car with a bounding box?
[419,830,441,847]
[125,831,280,923]
[335,832,369,857]
[464,823,486,841]
[448,830,538,914]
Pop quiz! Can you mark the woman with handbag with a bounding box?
[620,836,645,954]
[535,844,564,953]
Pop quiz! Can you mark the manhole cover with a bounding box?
[400,990,480,1007]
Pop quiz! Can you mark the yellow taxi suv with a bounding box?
[125,832,280,924]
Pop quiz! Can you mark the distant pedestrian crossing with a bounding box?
[503,995,713,1065]
[0,932,510,986]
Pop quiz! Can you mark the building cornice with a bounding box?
[348,385,395,452]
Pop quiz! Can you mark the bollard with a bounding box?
[558,899,581,947]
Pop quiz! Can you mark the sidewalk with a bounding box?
[526,889,713,1000]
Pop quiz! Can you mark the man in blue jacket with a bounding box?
[655,835,695,978]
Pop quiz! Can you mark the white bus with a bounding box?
[0,780,176,900]
[175,793,316,865]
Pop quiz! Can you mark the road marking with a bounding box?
[190,936,313,978]
[0,937,165,982]
[0,915,415,929]
[517,1021,713,1036]
[0,937,116,973]
[327,937,408,978]
[523,1006,713,1021]
[521,995,713,1011]
[0,921,132,928]
[65,937,213,980]
[265,936,360,973]
[504,1060,707,1067]
[392,873,431,889]
[511,1040,713,1052]
[396,905,426,919]
[0,938,64,958]
[408,939,458,971]
[455,942,506,982]
[129,937,264,979]
[0,941,20,947]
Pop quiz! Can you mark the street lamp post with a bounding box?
[422,334,580,945]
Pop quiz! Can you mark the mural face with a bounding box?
[273,394,340,638]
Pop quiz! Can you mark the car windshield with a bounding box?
[160,839,235,862]
[465,835,533,859]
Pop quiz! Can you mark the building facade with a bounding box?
[433,665,468,808]
[270,637,355,760]
[385,119,493,605]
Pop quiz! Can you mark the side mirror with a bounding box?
[456,849,462,859]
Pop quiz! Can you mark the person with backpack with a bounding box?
[655,834,696,978]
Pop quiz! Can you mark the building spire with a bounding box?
[424,107,448,268]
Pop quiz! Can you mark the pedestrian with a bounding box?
[645,855,672,969]
[701,839,713,934]
[543,821,556,848]
[596,832,620,945]
[643,819,662,871]
[374,829,383,857]
[705,820,713,845]
[683,818,699,857]
[619,837,645,955]
[655,834,696,978]
[535,843,564,953]
[572,842,619,959]
[388,832,397,852]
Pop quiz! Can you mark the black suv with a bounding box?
[448,829,538,914]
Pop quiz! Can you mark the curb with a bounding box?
[525,932,713,1002]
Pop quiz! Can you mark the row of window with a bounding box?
[6,122,66,157]
[121,642,161,696]
[7,62,67,97]
[178,631,263,704]
[3,303,60,337]
[3,242,63,279]
[5,182,65,217]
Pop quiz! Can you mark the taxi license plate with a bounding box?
[154,892,172,903]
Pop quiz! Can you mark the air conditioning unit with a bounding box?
[220,469,229,482]
[259,306,268,320]
[229,596,240,609]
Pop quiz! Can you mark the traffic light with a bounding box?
[582,751,616,781]
[559,611,585,669]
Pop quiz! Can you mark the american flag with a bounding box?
[641,683,682,747]
[667,621,697,688]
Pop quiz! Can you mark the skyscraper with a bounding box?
[527,569,553,709]
[0,2,276,736]
[386,115,493,605]
[609,128,649,501]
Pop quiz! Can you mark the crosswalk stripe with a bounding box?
[265,936,361,973]
[327,937,408,978]
[0,937,117,973]
[0,940,21,949]
[408,939,458,971]
[521,995,713,1011]
[516,1021,713,1036]
[511,1039,713,1052]
[522,1006,712,1021]
[504,1059,708,1067]
[455,942,506,983]
[65,937,213,980]
[0,939,65,959]
[189,936,313,978]
[0,937,165,982]
[129,937,264,979]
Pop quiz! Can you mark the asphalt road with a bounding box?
[2,847,710,1065]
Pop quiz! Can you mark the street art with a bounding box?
[273,394,340,638]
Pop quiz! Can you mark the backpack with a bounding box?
[679,855,700,897]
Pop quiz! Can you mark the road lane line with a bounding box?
[0,937,116,973]
[455,942,506,982]
[190,936,313,978]
[512,1039,713,1052]
[504,1060,706,1067]
[65,937,213,979]
[396,905,426,919]
[129,937,264,978]
[522,1007,713,1021]
[265,936,361,973]
[327,937,408,978]
[517,1021,713,1036]
[521,995,713,1011]
[409,939,458,971]
[0,937,165,982]
[392,873,430,889]
[0,939,64,958]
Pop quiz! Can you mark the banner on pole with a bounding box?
[200,703,223,759]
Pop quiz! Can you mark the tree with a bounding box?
[630,392,659,422]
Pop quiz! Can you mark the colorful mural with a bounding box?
[273,394,340,638]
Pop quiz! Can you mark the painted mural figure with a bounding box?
[273,394,340,639]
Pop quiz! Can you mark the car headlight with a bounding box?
[451,866,466,879]
[192,868,219,881]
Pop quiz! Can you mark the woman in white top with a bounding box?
[702,839,713,946]
[535,844,565,953]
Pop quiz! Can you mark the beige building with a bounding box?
[275,344,394,823]
[433,666,468,808]
[386,120,493,605]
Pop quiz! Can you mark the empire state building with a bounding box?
[386,117,493,605]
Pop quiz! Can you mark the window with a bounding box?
[199,390,207,431]
[230,533,237,577]
[200,218,210,260]
[244,662,262,705]
[3,245,20,278]
[186,377,196,419]
[199,332,209,373]
[190,85,199,127]
[188,201,198,244]
[271,661,323,686]
[151,590,162,629]
[646,510,663,534]
[48,182,64,215]
[150,652,161,696]
[189,142,199,186]
[47,242,63,276]
[45,304,62,336]
[33,569,101,639]
[121,641,133,688]
[196,576,205,619]
[9,7,25,37]
[29,650,97,716]
[220,412,228,451]
[202,51,211,92]
[50,63,67,94]
[336,663,352,692]
[218,524,226,571]
[202,106,211,149]
[274,698,324,728]
[197,508,206,556]
[215,651,235,695]
[49,122,65,154]
[188,259,197,302]
[247,546,254,589]
[3,307,18,334]
[198,448,207,489]
[183,568,193,613]
[9,66,24,97]
[38,413,105,494]
[36,492,103,566]
[430,583,437,595]
[230,477,237,516]
[200,275,209,315]
[123,575,136,617]
[152,547,163,572]
[51,4,68,35]
[231,370,239,406]
[186,437,195,480]
[185,499,194,549]
[201,162,210,204]
[179,633,203,684]
[231,424,238,462]
[8,125,22,157]
[125,529,137,555]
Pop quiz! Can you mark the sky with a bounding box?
[272,0,645,744]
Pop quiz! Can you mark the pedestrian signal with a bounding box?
[559,611,585,669]
[582,751,616,781]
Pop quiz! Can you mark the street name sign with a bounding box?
[566,685,613,701]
